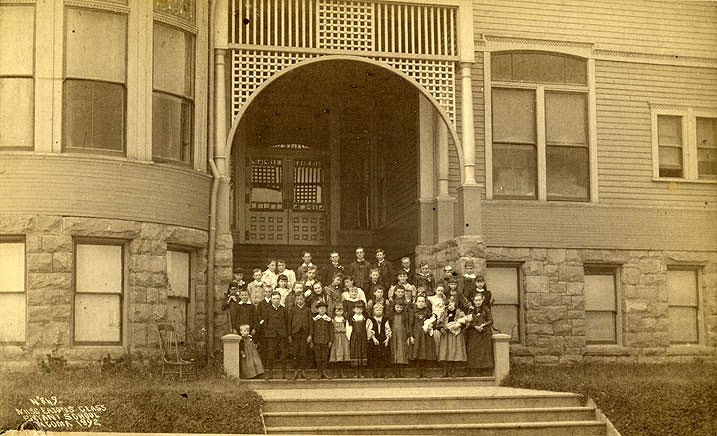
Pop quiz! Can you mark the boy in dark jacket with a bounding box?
[311,301,334,379]
[259,291,288,380]
[287,293,312,379]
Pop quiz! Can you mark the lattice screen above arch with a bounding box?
[232,50,455,122]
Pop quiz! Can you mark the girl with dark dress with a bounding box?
[465,293,494,376]
[367,303,391,378]
[409,295,437,378]
[388,299,410,377]
[348,301,369,377]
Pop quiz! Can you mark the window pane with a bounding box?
[545,92,587,146]
[486,267,519,305]
[659,147,683,177]
[492,88,535,143]
[152,93,193,163]
[546,146,589,201]
[66,8,126,82]
[658,115,682,145]
[565,56,587,85]
[697,118,717,178]
[667,270,697,306]
[491,53,512,81]
[167,296,187,342]
[76,244,122,293]
[167,251,189,298]
[512,53,566,83]
[74,294,121,343]
[585,274,616,311]
[0,294,25,342]
[493,143,537,198]
[64,80,125,152]
[0,78,33,148]
[0,5,34,75]
[586,311,616,343]
[668,307,698,343]
[153,23,193,97]
[0,242,25,292]
[492,305,518,338]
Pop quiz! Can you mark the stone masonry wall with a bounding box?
[0,215,211,365]
[417,237,717,364]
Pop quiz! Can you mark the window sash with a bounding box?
[63,79,126,154]
[0,293,26,343]
[152,92,193,164]
[586,310,616,344]
[65,7,127,83]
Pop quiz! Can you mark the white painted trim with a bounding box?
[587,58,598,203]
[483,51,493,200]
[125,0,140,161]
[477,35,593,59]
[138,0,152,162]
[535,86,546,202]
[51,0,63,153]
[34,0,53,153]
[195,0,208,172]
[685,108,696,181]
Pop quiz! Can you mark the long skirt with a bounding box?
[438,330,467,362]
[240,339,264,379]
[350,325,369,367]
[390,324,409,364]
[410,331,436,361]
[466,328,493,368]
[330,333,351,362]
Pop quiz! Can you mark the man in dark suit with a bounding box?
[260,291,288,379]
[348,247,371,291]
[323,250,345,285]
[374,248,394,290]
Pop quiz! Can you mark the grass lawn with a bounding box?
[0,366,264,433]
[502,362,717,436]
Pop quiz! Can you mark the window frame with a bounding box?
[61,5,128,157]
[666,266,704,346]
[650,105,717,184]
[485,50,596,202]
[0,3,35,151]
[584,265,622,347]
[486,262,524,344]
[166,247,193,345]
[0,236,27,345]
[72,238,127,347]
[151,16,197,167]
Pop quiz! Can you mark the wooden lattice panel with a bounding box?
[317,0,373,51]
[232,50,315,117]
[380,57,455,121]
[290,212,328,244]
[248,211,287,244]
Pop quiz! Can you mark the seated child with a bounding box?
[342,275,367,303]
[276,259,296,290]
[428,285,447,321]
[329,305,351,378]
[367,303,391,378]
[311,301,334,379]
[238,324,264,379]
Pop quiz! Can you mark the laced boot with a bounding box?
[441,364,450,378]
[358,367,366,378]
[289,369,299,380]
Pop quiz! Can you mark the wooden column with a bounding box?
[434,110,454,243]
[418,95,435,246]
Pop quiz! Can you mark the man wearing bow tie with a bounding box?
[348,247,371,291]
[323,250,345,285]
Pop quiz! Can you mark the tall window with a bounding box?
[0,5,34,149]
[63,7,127,155]
[696,117,717,180]
[657,115,684,178]
[491,52,589,201]
[584,268,619,345]
[667,269,700,344]
[167,249,190,343]
[74,243,123,345]
[153,22,194,165]
[0,241,26,343]
[486,264,521,342]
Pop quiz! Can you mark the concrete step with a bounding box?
[264,406,598,427]
[268,420,607,435]
[259,392,585,413]
[247,375,495,390]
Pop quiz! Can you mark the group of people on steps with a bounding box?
[223,248,495,380]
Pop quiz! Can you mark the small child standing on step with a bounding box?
[238,324,264,379]
[409,295,437,378]
[329,305,351,378]
[367,303,391,378]
[349,301,369,378]
[311,301,334,379]
[388,300,410,377]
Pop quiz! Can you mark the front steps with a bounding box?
[256,381,611,435]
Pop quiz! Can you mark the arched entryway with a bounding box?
[229,57,461,266]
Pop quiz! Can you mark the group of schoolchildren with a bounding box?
[223,248,495,380]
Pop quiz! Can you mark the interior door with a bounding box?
[289,158,328,245]
[246,156,288,244]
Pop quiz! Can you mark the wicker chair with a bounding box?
[156,322,196,380]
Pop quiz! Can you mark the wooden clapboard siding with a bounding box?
[595,60,717,208]
[473,0,717,58]
[483,202,717,251]
[0,154,211,230]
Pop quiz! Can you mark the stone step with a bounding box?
[264,406,598,427]
[259,393,584,413]
[267,420,607,435]
[246,374,495,390]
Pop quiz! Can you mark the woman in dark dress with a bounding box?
[465,292,494,376]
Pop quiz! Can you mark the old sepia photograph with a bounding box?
[0,0,715,435]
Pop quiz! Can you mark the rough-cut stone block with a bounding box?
[639,258,663,274]
[129,323,148,347]
[27,253,53,272]
[0,215,33,233]
[149,240,167,255]
[572,319,586,335]
[564,336,586,348]
[148,255,166,273]
[214,249,234,267]
[27,289,46,305]
[553,321,572,335]
[33,216,63,233]
[559,354,583,364]
[526,323,553,335]
[544,265,558,277]
[140,223,171,240]
[550,282,567,294]
[566,310,584,320]
[51,305,71,321]
[41,235,72,253]
[621,268,641,286]
[527,306,566,324]
[216,234,234,251]
[63,217,140,238]
[539,294,563,306]
[52,252,73,272]
[129,254,150,272]
[625,300,648,313]
[571,295,585,310]
[567,282,584,295]
[530,248,547,260]
[28,305,53,323]
[525,276,549,293]
[146,287,159,304]
[643,273,665,286]
[546,249,566,264]
[28,272,72,291]
[168,227,208,247]
[48,292,71,306]
[523,260,543,275]
[158,288,168,304]
[558,265,583,282]
[566,250,581,262]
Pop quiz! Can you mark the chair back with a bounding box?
[156,323,180,362]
